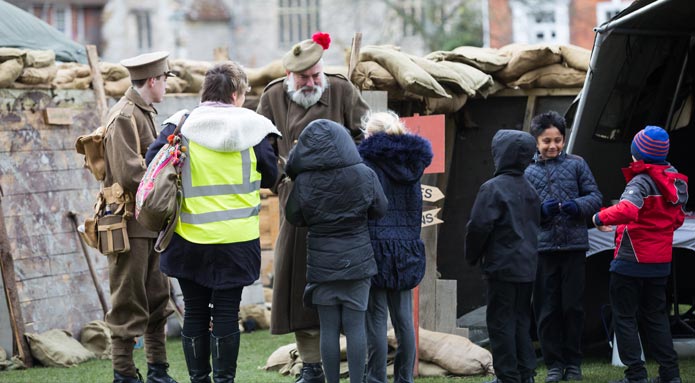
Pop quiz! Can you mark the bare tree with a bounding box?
[382,0,483,51]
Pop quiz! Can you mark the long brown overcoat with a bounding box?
[257,74,369,333]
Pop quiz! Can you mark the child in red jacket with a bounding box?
[592,126,688,383]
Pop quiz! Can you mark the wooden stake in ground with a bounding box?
[85,45,108,125]
[347,32,363,84]
[0,194,33,367]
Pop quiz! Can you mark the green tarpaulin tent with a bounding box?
[0,0,87,63]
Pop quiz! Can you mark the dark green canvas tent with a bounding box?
[0,0,87,63]
[567,0,695,343]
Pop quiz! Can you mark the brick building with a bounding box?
[486,0,632,49]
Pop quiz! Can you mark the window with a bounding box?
[596,1,631,26]
[52,5,72,37]
[133,10,152,51]
[278,0,320,47]
[510,0,569,45]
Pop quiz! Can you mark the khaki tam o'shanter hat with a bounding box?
[120,51,176,81]
[282,32,331,73]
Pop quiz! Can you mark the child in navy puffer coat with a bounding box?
[285,119,388,383]
[358,111,432,383]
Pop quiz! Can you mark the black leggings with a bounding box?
[178,278,243,338]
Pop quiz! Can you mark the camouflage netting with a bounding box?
[0,43,589,113]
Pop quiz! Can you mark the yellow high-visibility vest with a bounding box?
[175,137,261,244]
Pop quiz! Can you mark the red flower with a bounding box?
[312,32,331,50]
[167,134,175,144]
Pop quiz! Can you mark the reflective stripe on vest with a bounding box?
[175,137,261,244]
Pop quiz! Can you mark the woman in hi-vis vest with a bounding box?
[146,62,280,383]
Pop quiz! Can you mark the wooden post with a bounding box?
[347,32,363,84]
[85,45,108,124]
[0,196,33,367]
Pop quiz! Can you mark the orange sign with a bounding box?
[401,114,445,174]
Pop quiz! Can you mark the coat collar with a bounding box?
[126,87,157,114]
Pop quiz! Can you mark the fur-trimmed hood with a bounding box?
[358,132,433,184]
[181,104,281,152]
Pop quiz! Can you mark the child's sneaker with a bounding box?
[545,367,563,382]
[563,365,582,381]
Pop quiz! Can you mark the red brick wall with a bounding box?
[488,0,513,48]
[570,0,600,49]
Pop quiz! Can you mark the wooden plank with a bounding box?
[418,224,438,331]
[361,91,388,112]
[21,292,104,336]
[1,189,99,221]
[86,45,108,124]
[1,168,95,195]
[347,32,363,83]
[0,125,96,153]
[434,279,457,334]
[43,108,74,125]
[522,95,537,132]
[0,199,33,366]
[0,149,85,173]
[493,87,582,97]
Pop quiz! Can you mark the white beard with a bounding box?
[285,73,328,109]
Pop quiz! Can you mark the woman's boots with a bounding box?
[182,332,240,383]
[181,334,212,383]
[211,332,240,383]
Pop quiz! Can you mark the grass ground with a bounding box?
[0,330,693,382]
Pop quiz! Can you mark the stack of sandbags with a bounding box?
[171,59,212,93]
[100,61,131,96]
[16,49,57,86]
[54,62,92,89]
[0,48,25,87]
[497,43,588,89]
[246,60,285,95]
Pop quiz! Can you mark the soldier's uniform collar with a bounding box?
[126,87,158,114]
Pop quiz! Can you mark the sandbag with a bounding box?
[496,44,562,83]
[408,55,471,95]
[165,76,187,93]
[351,61,400,92]
[99,62,129,81]
[54,68,77,84]
[360,45,450,98]
[0,57,24,88]
[25,329,96,367]
[104,77,131,97]
[79,320,112,360]
[239,304,270,330]
[25,49,56,68]
[437,61,494,97]
[264,343,298,371]
[246,60,285,87]
[510,63,586,89]
[425,91,468,115]
[426,46,510,73]
[560,44,591,72]
[17,65,57,85]
[0,47,25,62]
[416,328,493,376]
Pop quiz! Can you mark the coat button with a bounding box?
[293,139,298,144]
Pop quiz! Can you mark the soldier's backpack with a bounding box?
[74,107,139,255]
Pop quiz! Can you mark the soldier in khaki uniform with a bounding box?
[256,32,370,383]
[103,51,177,383]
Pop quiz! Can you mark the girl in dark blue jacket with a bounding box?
[524,111,602,382]
[358,111,432,383]
[285,119,388,383]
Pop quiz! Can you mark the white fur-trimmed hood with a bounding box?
[180,105,281,152]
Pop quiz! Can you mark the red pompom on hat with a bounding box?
[282,32,331,72]
[312,32,331,50]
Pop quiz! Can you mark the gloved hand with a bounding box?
[541,199,561,218]
[561,200,580,217]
